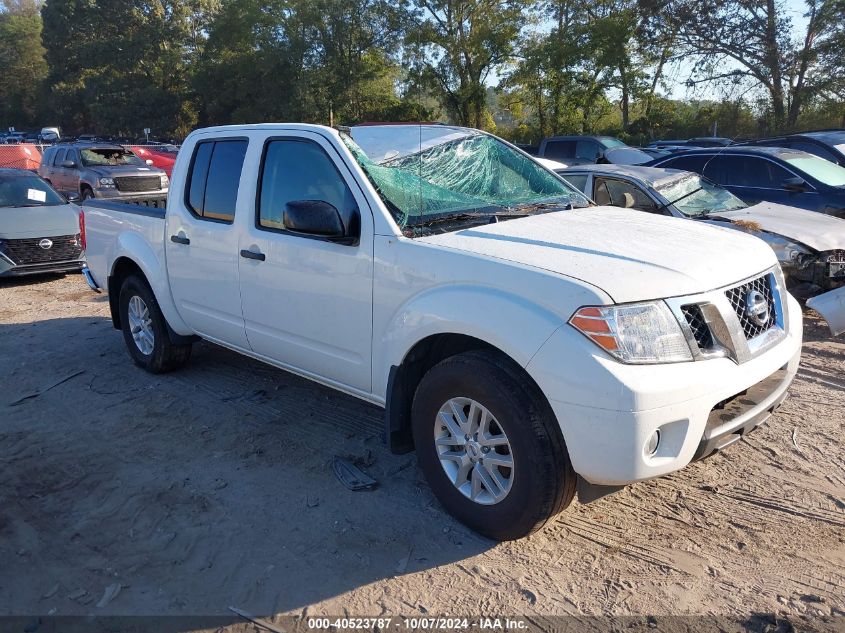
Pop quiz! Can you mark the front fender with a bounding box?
[111,231,192,335]
[376,284,566,400]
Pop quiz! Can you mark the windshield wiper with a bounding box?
[655,187,704,215]
[408,209,535,228]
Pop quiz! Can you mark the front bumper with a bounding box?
[93,187,168,204]
[527,292,803,486]
[0,259,84,277]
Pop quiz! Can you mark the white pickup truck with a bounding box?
[82,123,802,540]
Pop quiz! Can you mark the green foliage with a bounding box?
[0,1,47,127]
[0,0,839,139]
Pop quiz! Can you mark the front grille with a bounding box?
[682,304,714,349]
[725,274,777,340]
[1,235,83,265]
[114,176,161,192]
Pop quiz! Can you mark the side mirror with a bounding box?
[65,192,80,203]
[145,159,154,166]
[61,160,77,168]
[783,177,808,192]
[283,200,359,245]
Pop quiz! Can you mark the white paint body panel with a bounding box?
[713,201,845,251]
[83,122,804,487]
[807,285,845,336]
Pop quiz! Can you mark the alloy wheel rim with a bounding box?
[434,397,514,505]
[127,295,154,355]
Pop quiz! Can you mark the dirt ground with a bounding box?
[1,273,844,623]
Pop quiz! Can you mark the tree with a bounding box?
[411,0,526,128]
[41,0,200,137]
[665,0,844,130]
[0,0,47,128]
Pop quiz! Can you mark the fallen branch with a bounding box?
[228,606,286,633]
[8,370,85,407]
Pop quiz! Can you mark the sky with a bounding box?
[663,0,811,100]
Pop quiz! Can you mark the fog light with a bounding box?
[645,430,660,456]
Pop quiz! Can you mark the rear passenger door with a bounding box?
[165,137,251,349]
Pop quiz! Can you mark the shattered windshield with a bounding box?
[344,125,590,232]
[81,148,144,167]
[655,174,746,216]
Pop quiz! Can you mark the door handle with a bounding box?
[240,249,265,261]
[170,234,190,245]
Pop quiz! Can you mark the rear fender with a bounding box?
[110,231,192,336]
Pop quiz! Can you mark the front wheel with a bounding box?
[118,275,192,373]
[411,350,576,540]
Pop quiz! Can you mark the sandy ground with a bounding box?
[1,273,844,624]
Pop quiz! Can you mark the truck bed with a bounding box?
[82,198,168,291]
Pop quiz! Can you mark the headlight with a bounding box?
[98,177,115,187]
[767,235,813,267]
[160,175,169,188]
[569,301,693,364]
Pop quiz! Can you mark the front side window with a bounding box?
[654,174,746,217]
[53,149,66,166]
[344,125,590,232]
[258,139,356,231]
[575,141,601,161]
[782,153,845,187]
[185,139,248,222]
[593,177,656,211]
[80,148,143,167]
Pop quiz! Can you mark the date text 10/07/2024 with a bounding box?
[306,618,529,630]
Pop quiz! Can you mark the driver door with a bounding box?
[238,133,374,393]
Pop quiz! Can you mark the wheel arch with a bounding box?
[108,254,196,345]
[384,333,559,455]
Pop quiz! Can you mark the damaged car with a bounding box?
[561,164,845,298]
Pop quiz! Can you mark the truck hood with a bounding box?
[710,201,845,252]
[0,204,80,239]
[418,206,776,303]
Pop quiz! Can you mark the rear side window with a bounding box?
[544,140,575,160]
[185,139,248,222]
[660,154,709,174]
[705,156,790,188]
[257,139,355,231]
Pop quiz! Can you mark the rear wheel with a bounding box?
[118,275,192,373]
[411,350,575,541]
[80,186,94,201]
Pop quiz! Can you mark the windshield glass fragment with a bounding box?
[344,125,590,231]
[655,174,746,216]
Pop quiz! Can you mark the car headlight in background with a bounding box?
[160,175,169,188]
[98,177,115,188]
[766,234,814,268]
[569,301,693,364]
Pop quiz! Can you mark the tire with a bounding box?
[81,186,94,201]
[411,349,576,541]
[118,275,192,373]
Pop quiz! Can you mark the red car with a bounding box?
[126,144,178,178]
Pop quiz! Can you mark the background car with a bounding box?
[561,163,845,296]
[126,143,178,177]
[38,142,169,202]
[648,146,845,218]
[0,169,85,277]
[739,129,845,167]
[533,135,630,165]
